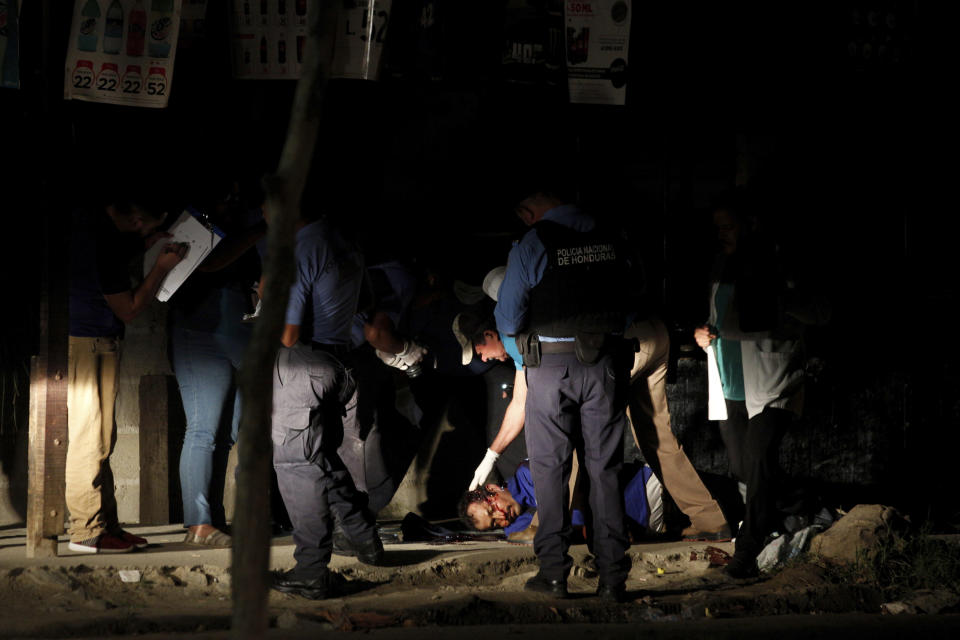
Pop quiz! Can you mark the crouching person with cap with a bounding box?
[495,190,643,602]
[269,212,384,600]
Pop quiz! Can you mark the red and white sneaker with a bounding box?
[68,533,134,554]
[115,530,149,549]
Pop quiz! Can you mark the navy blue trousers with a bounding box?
[272,344,377,579]
[524,351,632,586]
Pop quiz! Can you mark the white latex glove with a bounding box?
[468,448,500,491]
[376,348,409,370]
[376,340,427,371]
[396,340,427,367]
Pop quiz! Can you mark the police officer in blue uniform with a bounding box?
[495,190,642,602]
[270,213,384,600]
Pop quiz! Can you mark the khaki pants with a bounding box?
[66,336,121,542]
[624,317,727,532]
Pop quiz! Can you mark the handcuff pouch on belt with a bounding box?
[515,333,541,368]
[574,332,606,365]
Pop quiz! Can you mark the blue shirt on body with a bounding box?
[494,204,596,338]
[501,461,653,536]
[285,218,365,345]
[503,462,538,537]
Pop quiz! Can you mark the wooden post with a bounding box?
[26,211,69,557]
[139,375,182,525]
[25,0,70,560]
[26,354,67,558]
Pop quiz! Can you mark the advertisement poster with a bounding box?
[565,0,631,105]
[0,0,22,89]
[230,0,308,79]
[64,0,183,108]
[330,0,391,80]
[178,0,207,48]
[230,0,391,81]
[502,0,564,90]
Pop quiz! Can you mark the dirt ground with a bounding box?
[1,524,958,639]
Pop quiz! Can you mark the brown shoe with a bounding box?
[682,524,733,542]
[184,529,232,547]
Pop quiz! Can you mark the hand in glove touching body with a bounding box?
[469,449,500,491]
[376,340,427,371]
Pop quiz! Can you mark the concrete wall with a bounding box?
[112,303,175,524]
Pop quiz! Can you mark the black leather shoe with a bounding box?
[333,528,385,566]
[355,534,384,565]
[271,570,344,600]
[523,573,569,598]
[723,553,759,579]
[596,582,627,603]
[332,526,355,557]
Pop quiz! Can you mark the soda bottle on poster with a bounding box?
[127,0,147,56]
[295,0,305,16]
[259,34,267,63]
[148,0,174,58]
[122,63,143,95]
[77,0,101,52]
[97,61,119,93]
[145,65,167,96]
[103,0,124,54]
[278,33,286,64]
[296,34,304,63]
[71,59,96,91]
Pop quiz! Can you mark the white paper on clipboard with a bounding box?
[143,208,224,302]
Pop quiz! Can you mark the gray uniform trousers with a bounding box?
[272,343,377,579]
[524,351,632,586]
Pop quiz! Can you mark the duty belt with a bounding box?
[311,342,352,357]
[539,341,577,354]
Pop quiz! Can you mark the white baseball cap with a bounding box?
[482,266,506,301]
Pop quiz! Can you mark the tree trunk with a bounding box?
[231,3,341,638]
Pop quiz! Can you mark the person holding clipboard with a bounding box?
[67,184,186,554]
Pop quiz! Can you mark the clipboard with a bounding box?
[143,207,225,302]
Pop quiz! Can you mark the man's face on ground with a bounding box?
[467,485,521,531]
[475,330,508,363]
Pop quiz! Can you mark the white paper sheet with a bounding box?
[143,207,223,302]
[706,345,728,421]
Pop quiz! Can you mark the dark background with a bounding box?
[1,1,956,527]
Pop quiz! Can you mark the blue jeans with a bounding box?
[171,288,251,527]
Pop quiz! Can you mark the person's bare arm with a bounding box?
[489,370,527,454]
[363,311,405,354]
[103,243,186,324]
[468,369,527,490]
[281,324,300,347]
